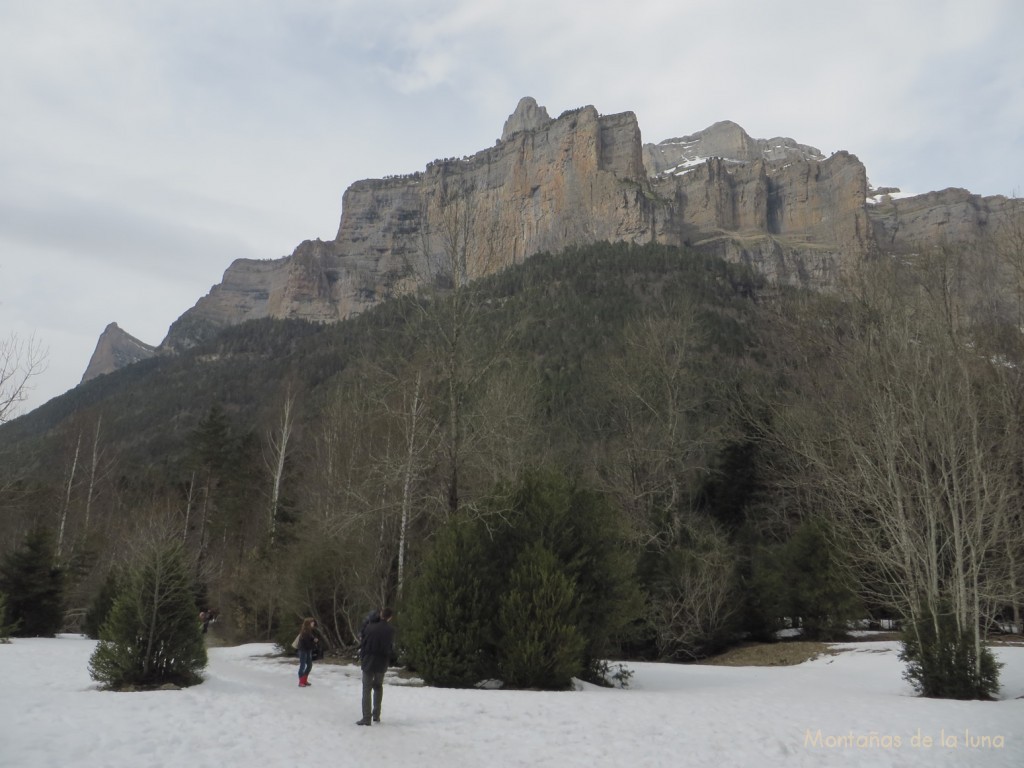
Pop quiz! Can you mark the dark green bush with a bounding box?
[900,608,1001,700]
[747,520,861,641]
[401,523,494,687]
[402,470,639,689]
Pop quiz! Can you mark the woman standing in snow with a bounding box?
[296,618,319,687]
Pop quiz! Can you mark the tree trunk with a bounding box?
[266,392,295,547]
[57,433,81,559]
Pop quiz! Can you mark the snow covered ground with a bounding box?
[1,635,1021,767]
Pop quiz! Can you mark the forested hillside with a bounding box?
[2,240,1021,696]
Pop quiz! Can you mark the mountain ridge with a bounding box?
[83,97,1022,380]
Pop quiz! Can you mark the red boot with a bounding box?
[299,675,308,687]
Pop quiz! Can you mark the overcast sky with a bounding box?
[2,0,1022,415]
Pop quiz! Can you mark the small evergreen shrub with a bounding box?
[900,608,1001,700]
[89,540,207,690]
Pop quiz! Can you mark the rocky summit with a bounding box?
[87,97,1023,377]
[81,323,157,383]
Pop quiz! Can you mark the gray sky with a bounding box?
[2,0,1022,415]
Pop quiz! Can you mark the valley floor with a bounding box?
[1,635,1021,767]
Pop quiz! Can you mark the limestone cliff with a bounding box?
[866,187,1016,252]
[113,97,1020,359]
[163,100,651,349]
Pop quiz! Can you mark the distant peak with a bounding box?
[704,120,749,137]
[643,120,823,178]
[82,323,156,383]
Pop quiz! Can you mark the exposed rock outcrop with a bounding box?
[867,187,1014,252]
[501,96,552,141]
[81,323,156,383]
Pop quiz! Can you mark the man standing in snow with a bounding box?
[356,607,395,726]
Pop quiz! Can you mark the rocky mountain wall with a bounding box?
[161,101,654,350]
[91,97,1020,372]
[866,187,1016,253]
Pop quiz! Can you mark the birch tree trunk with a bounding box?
[57,432,81,559]
[83,416,102,535]
[265,391,296,547]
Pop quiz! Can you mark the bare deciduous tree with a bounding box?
[598,302,734,549]
[762,253,1022,687]
[410,188,518,517]
[384,370,431,599]
[648,519,738,659]
[0,333,45,424]
[591,301,742,657]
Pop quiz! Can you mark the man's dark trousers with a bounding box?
[362,669,386,721]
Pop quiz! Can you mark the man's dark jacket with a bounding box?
[360,619,395,673]
[358,610,380,641]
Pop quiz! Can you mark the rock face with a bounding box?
[81,323,157,383]
[164,241,350,348]
[867,187,1017,252]
[111,97,1020,360]
[644,149,874,289]
[162,102,651,350]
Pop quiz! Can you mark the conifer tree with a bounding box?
[402,524,493,687]
[780,520,861,640]
[403,471,639,688]
[0,527,64,637]
[497,543,585,689]
[89,539,207,689]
